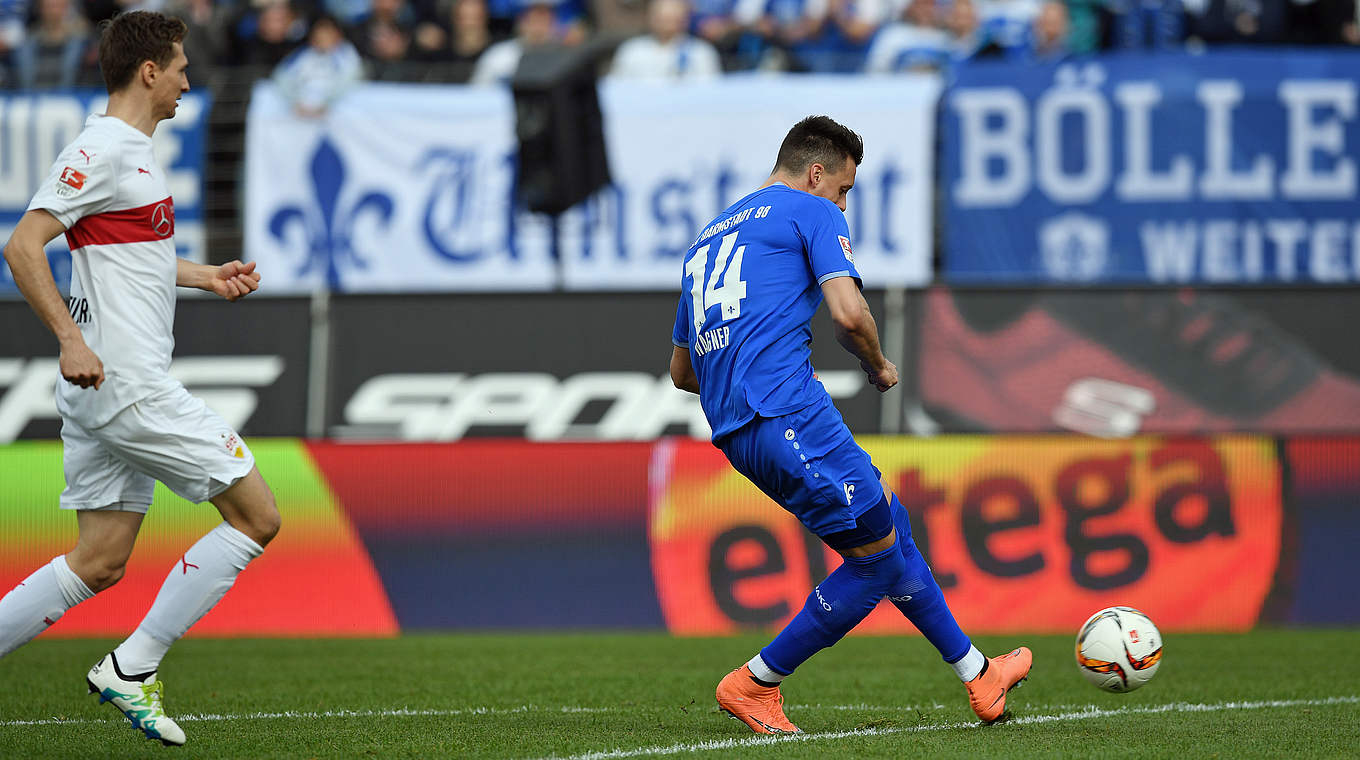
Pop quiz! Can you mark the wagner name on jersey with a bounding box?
[28,114,180,428]
[672,183,861,441]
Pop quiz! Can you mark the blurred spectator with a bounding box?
[164,0,230,67]
[274,13,363,115]
[731,0,827,70]
[589,0,647,35]
[325,0,370,25]
[412,0,495,74]
[0,0,26,87]
[1027,0,1068,56]
[1112,0,1182,48]
[689,0,736,43]
[469,0,562,84]
[486,0,584,42]
[942,0,984,58]
[865,0,951,72]
[1285,0,1358,43]
[12,0,90,89]
[355,0,415,67]
[684,0,766,69]
[1186,0,1287,42]
[1063,0,1105,52]
[609,0,722,78]
[975,0,1038,51]
[795,0,891,72]
[233,0,307,66]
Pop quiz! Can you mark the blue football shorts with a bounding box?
[718,395,889,550]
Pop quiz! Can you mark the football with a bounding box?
[1075,606,1164,693]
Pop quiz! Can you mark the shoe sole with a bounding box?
[87,678,181,747]
[718,706,800,735]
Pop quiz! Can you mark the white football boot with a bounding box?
[86,652,187,746]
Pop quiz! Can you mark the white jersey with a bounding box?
[28,114,180,428]
[608,35,722,81]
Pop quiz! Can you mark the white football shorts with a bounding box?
[59,383,256,512]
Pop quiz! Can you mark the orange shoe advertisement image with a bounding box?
[918,288,1360,436]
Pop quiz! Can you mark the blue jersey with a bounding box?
[672,184,861,441]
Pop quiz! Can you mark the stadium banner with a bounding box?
[0,298,310,442]
[303,440,665,628]
[649,436,1284,635]
[1275,438,1360,625]
[324,291,885,440]
[564,74,938,289]
[0,90,212,295]
[243,75,938,293]
[4,435,1358,637]
[942,50,1360,284]
[0,440,397,638]
[914,287,1360,435]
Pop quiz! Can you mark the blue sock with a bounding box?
[886,494,972,664]
[759,542,906,676]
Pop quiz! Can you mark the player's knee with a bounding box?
[82,558,127,593]
[244,503,281,548]
[872,541,909,589]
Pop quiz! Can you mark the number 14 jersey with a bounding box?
[672,184,862,442]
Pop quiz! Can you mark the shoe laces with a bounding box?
[137,679,166,714]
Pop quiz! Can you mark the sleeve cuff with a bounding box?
[28,205,76,230]
[673,339,690,348]
[817,270,862,287]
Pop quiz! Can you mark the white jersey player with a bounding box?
[0,11,281,747]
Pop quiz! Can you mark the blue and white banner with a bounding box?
[0,91,211,295]
[245,83,558,293]
[943,51,1360,285]
[244,74,939,293]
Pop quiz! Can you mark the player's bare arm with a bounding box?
[669,346,700,394]
[821,275,897,392]
[3,209,105,389]
[176,258,261,301]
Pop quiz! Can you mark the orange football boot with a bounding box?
[964,647,1032,724]
[715,665,801,734]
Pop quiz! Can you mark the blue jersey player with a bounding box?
[669,116,1032,734]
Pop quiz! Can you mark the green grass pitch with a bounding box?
[1,630,1357,758]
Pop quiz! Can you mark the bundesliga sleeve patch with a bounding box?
[56,166,88,198]
[838,235,854,263]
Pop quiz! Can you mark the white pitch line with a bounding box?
[539,696,1360,760]
[0,704,615,728]
[2,695,1354,747]
[0,702,950,729]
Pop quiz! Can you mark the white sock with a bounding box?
[113,523,262,674]
[0,555,94,659]
[746,653,786,684]
[951,644,987,682]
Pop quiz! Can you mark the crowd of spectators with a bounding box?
[0,0,1355,90]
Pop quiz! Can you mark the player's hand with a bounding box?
[59,340,104,390]
[863,359,898,392]
[211,260,261,302]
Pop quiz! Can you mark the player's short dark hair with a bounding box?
[98,11,188,95]
[773,116,864,175]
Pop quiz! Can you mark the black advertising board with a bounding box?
[7,286,1360,440]
[325,291,888,441]
[0,298,310,441]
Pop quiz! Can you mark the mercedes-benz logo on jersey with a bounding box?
[151,203,173,238]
